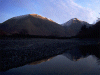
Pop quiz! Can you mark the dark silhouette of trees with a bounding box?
[76,22,100,38]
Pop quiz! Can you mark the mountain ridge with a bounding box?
[62,18,90,26]
[0,14,66,37]
[62,18,92,37]
[0,14,96,38]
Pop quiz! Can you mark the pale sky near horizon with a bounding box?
[0,0,100,24]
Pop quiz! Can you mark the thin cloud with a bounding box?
[0,0,97,24]
[31,0,96,24]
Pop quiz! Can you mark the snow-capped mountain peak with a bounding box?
[62,18,88,26]
[62,18,79,26]
[72,18,78,20]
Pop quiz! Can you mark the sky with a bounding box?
[0,0,100,24]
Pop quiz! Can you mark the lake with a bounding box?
[0,38,100,75]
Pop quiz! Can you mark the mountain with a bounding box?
[0,15,94,38]
[76,21,100,38]
[0,30,6,35]
[62,18,89,26]
[62,18,91,37]
[0,14,66,37]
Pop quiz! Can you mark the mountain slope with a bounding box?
[0,14,66,37]
[62,18,91,37]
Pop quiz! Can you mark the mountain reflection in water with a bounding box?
[63,44,100,62]
[29,57,54,65]
[0,40,100,74]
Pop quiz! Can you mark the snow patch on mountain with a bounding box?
[62,18,89,26]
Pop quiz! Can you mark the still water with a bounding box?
[0,38,100,75]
